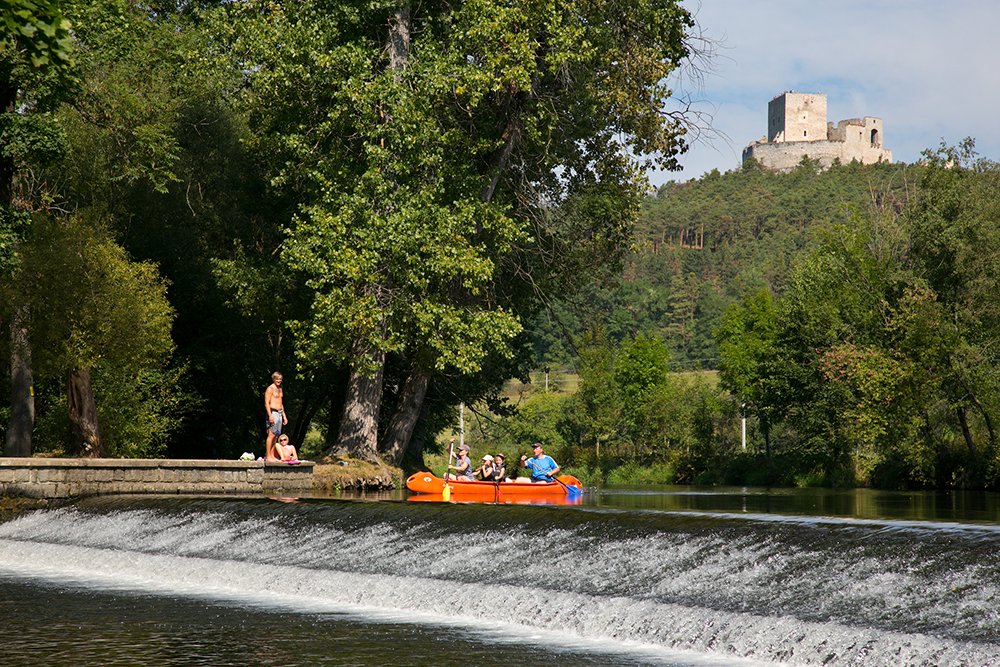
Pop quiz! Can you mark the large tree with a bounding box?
[211,0,702,463]
[1,0,74,455]
[36,0,299,459]
[4,212,175,456]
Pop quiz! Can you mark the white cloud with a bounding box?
[647,0,1000,187]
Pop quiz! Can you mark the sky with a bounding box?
[646,0,1000,187]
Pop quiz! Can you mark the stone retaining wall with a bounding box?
[0,458,314,499]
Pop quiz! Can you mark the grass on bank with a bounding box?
[312,461,402,493]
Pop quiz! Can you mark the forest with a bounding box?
[0,0,703,467]
[481,143,1000,490]
[3,2,999,490]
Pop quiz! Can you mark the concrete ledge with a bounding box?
[0,458,314,499]
[263,461,314,493]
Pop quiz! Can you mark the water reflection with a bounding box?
[299,483,1000,524]
[591,485,1000,524]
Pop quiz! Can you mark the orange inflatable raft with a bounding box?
[406,472,583,501]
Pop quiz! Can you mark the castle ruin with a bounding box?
[742,92,892,171]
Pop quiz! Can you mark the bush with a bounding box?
[606,461,676,485]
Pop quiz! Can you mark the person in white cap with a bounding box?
[474,454,495,480]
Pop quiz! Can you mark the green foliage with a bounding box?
[715,288,779,427]
[533,160,920,369]
[714,141,1000,489]
[0,0,73,69]
[12,0,997,490]
[24,0,312,458]
[91,362,197,458]
[0,213,180,456]
[12,213,174,375]
[58,0,217,198]
[470,388,572,456]
[479,324,734,484]
[0,0,78,271]
[605,461,676,485]
[573,323,621,451]
[198,0,702,459]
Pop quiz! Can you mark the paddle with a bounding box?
[524,458,583,496]
[443,439,455,501]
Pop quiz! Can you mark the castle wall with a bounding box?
[742,138,891,171]
[748,93,891,172]
[743,140,846,171]
[836,116,890,163]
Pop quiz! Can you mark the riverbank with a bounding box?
[312,459,402,493]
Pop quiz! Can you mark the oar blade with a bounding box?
[557,475,584,496]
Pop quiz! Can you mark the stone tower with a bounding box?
[768,92,827,143]
[743,92,892,171]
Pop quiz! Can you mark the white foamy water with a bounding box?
[1,497,998,667]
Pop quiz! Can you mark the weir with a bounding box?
[0,458,314,497]
[1,494,998,666]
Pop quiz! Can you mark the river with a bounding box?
[1,485,998,666]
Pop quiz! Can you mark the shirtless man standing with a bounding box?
[264,372,288,461]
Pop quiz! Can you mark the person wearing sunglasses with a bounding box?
[274,435,298,462]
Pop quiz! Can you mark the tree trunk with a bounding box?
[969,393,997,452]
[2,70,28,457]
[762,421,772,464]
[331,338,385,462]
[67,368,103,457]
[388,7,409,78]
[5,305,34,456]
[957,406,978,462]
[380,366,431,465]
[404,401,430,468]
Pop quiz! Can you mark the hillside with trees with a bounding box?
[532,157,922,369]
[480,143,1000,490]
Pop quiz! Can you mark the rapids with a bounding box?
[0,492,998,666]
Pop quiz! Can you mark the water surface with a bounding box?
[1,486,998,666]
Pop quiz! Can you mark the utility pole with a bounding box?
[741,402,746,450]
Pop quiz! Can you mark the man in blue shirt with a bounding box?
[521,443,560,482]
